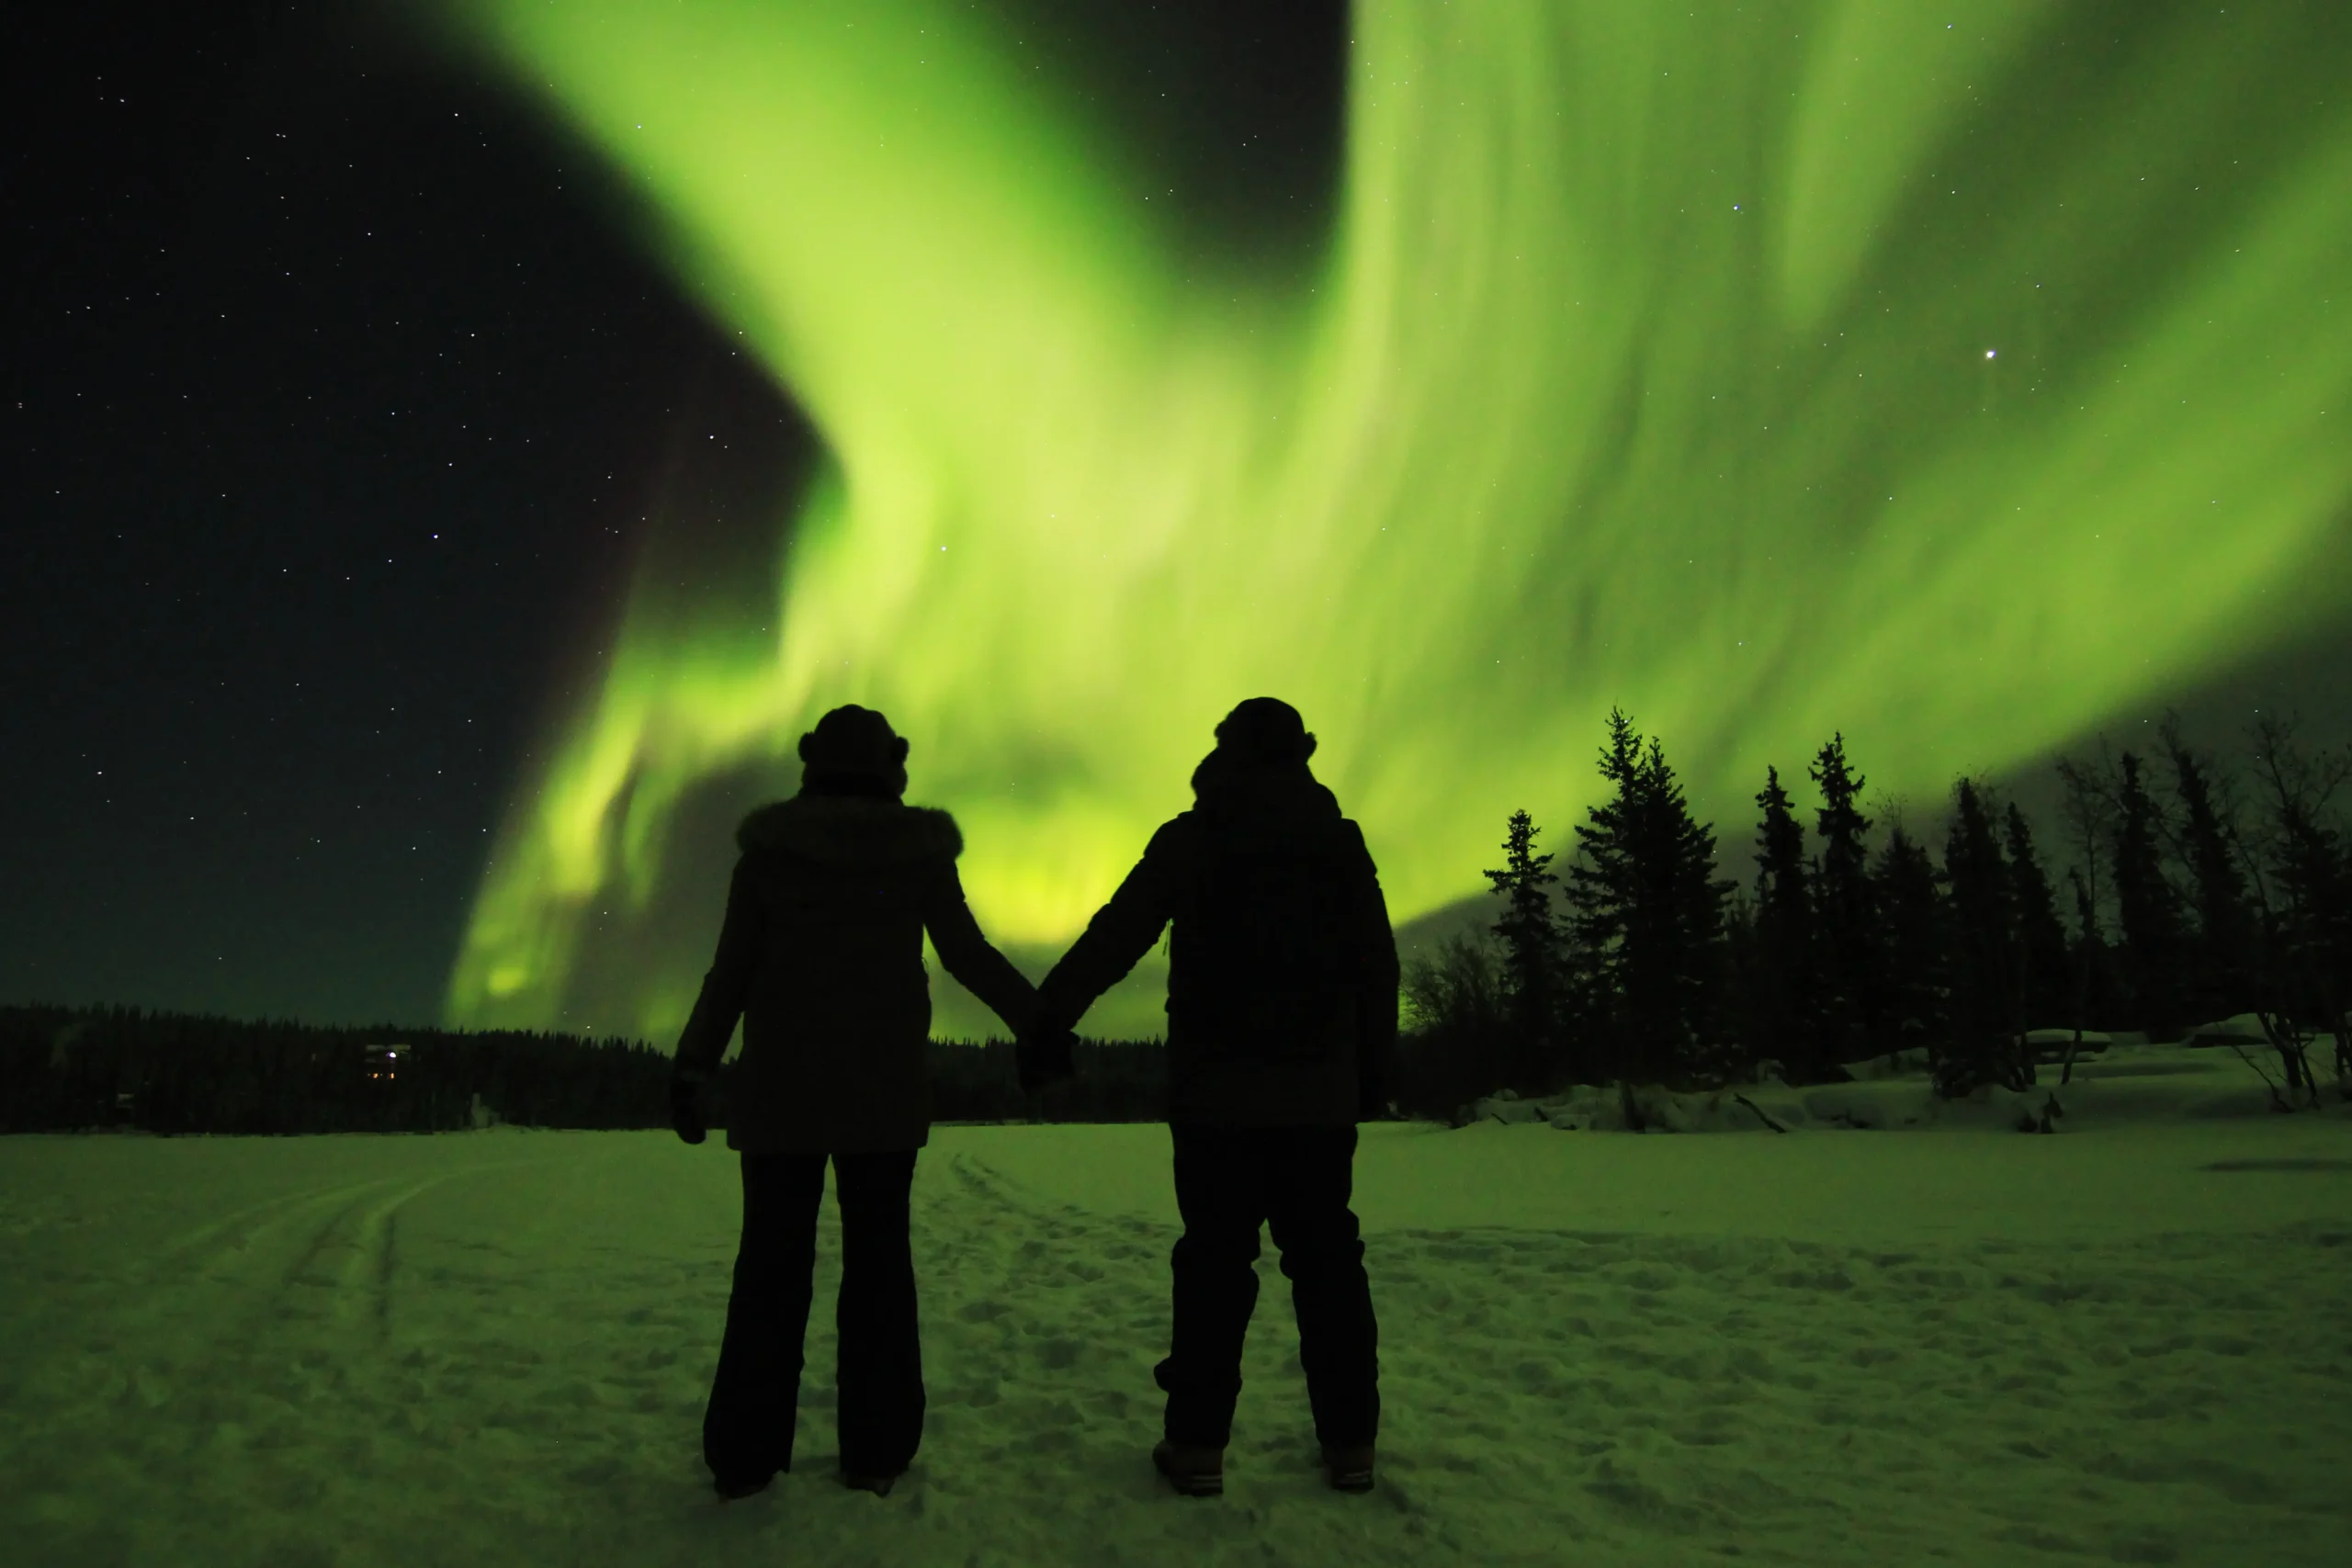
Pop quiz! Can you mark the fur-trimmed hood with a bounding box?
[736,795,963,863]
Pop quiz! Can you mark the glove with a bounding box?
[1016,1028,1079,1094]
[670,1071,709,1145]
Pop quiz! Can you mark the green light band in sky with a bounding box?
[444,1,2352,1042]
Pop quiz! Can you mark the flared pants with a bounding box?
[702,1148,924,1485]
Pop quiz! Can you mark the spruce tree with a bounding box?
[1485,809,1566,1092]
[1566,708,1646,1077]
[1939,781,2030,1095]
[2113,751,2190,1038]
[1717,886,1763,1080]
[1566,709,1734,1089]
[2003,802,2074,1031]
[1629,736,1735,1085]
[1808,733,1876,1066]
[1871,820,1949,1062]
[1750,764,1818,1080]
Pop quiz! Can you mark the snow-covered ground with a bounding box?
[4,1045,2347,1567]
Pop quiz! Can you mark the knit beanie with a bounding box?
[1213,696,1317,765]
[797,705,910,797]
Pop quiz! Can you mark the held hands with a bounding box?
[1015,1026,1080,1094]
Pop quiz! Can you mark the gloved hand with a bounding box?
[670,1070,709,1145]
[1016,1028,1079,1094]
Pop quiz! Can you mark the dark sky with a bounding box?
[6,2,2348,1032]
[2,0,1348,1029]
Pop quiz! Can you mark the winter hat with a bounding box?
[1213,696,1317,765]
[797,705,910,796]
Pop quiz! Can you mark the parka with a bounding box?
[672,793,1035,1153]
[1035,764,1399,1126]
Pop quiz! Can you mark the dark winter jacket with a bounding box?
[1035,766,1399,1126]
[672,794,1036,1153]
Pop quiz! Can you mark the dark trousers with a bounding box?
[1157,1122,1380,1451]
[703,1149,925,1483]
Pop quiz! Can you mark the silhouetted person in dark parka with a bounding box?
[1033,696,1399,1497]
[669,705,1039,1502]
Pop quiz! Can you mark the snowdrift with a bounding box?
[1468,1039,2346,1134]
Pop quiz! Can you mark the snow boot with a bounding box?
[1321,1443,1375,1494]
[712,1471,774,1502]
[840,1469,899,1497]
[1151,1439,1225,1498]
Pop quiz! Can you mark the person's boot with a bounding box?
[1151,1439,1225,1498]
[839,1468,899,1497]
[1321,1442,1375,1493]
[711,1471,774,1501]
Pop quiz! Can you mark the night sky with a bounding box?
[4,0,1350,1029]
[6,3,2349,1036]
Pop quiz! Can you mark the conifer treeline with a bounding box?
[10,710,2345,1134]
[1405,708,2352,1109]
[0,1004,1186,1134]
[1,1006,678,1134]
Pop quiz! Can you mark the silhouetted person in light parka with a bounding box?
[668,705,1039,1502]
[1034,696,1400,1497]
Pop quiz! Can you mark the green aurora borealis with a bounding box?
[444,1,2352,1042]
